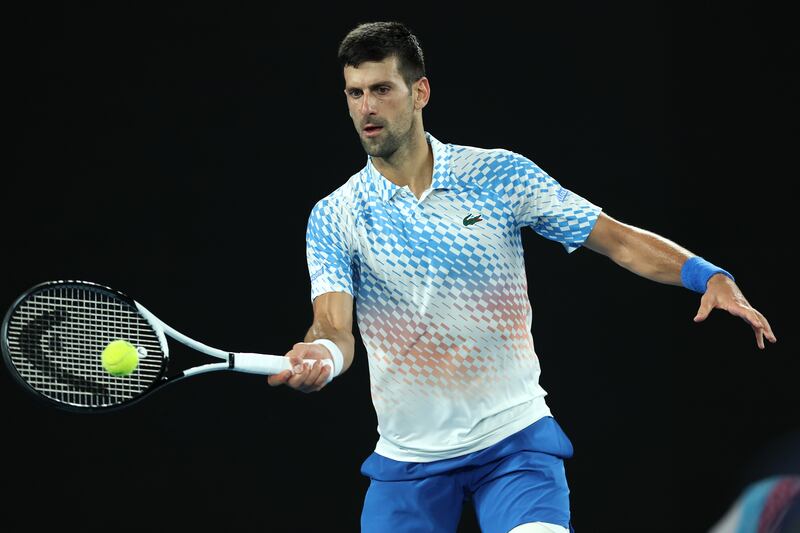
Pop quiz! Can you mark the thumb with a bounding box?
[287,343,310,374]
[694,298,714,322]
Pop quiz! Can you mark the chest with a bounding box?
[353,188,521,283]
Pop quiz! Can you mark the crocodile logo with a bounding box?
[463,213,483,226]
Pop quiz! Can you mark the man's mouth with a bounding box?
[363,124,384,138]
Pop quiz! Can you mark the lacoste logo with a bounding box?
[463,213,483,226]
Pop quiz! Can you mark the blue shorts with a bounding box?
[360,416,575,533]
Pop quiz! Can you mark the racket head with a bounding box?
[1,280,169,412]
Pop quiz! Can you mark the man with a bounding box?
[268,21,776,533]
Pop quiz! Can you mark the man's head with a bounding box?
[338,22,430,160]
[338,21,425,88]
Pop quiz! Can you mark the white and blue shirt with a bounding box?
[306,132,602,462]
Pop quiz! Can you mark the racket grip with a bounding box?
[233,353,333,376]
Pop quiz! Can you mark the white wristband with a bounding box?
[311,339,343,381]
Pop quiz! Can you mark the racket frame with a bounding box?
[2,280,332,413]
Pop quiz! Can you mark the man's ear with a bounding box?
[413,77,431,110]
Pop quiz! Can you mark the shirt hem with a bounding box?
[373,400,553,463]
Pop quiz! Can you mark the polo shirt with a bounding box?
[306,132,601,462]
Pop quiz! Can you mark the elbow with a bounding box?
[602,224,647,274]
[309,311,353,342]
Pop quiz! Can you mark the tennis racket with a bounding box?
[1,280,330,412]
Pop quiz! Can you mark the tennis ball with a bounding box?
[101,339,139,377]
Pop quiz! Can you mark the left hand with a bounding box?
[694,274,777,349]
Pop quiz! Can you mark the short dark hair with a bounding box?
[337,21,425,87]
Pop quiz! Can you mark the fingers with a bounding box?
[314,364,332,388]
[268,340,333,393]
[300,361,332,391]
[746,312,767,350]
[750,310,777,350]
[755,327,765,350]
[267,370,293,387]
[287,359,330,393]
[696,294,778,349]
[723,304,778,350]
[756,310,777,344]
[287,360,320,388]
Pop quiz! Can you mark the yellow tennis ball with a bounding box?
[101,339,139,377]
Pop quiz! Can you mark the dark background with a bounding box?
[3,3,797,532]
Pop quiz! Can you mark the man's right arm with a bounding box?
[267,291,355,393]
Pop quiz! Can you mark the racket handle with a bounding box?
[233,353,333,376]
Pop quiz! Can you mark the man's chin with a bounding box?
[361,139,386,158]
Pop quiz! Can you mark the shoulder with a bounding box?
[447,142,540,190]
[450,143,518,172]
[309,169,366,221]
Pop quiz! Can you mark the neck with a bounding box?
[371,127,433,198]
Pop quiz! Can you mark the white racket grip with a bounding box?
[233,353,333,377]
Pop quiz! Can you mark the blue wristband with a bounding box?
[680,256,735,293]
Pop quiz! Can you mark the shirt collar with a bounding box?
[366,132,455,202]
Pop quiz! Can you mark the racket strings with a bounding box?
[5,285,165,408]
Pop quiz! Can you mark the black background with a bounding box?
[3,3,797,532]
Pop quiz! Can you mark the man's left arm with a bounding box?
[583,212,777,349]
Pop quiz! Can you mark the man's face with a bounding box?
[343,56,417,159]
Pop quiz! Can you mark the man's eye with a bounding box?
[348,89,362,98]
[376,86,390,95]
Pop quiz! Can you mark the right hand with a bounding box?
[267,341,332,393]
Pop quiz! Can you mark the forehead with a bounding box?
[343,56,404,87]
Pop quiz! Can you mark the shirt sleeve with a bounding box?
[306,197,355,302]
[509,152,602,253]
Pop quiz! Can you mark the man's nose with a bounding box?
[359,91,377,115]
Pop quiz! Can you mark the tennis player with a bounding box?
[268,21,776,533]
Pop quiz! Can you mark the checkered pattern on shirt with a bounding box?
[306,133,601,462]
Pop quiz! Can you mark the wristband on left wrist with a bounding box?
[680,256,735,293]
